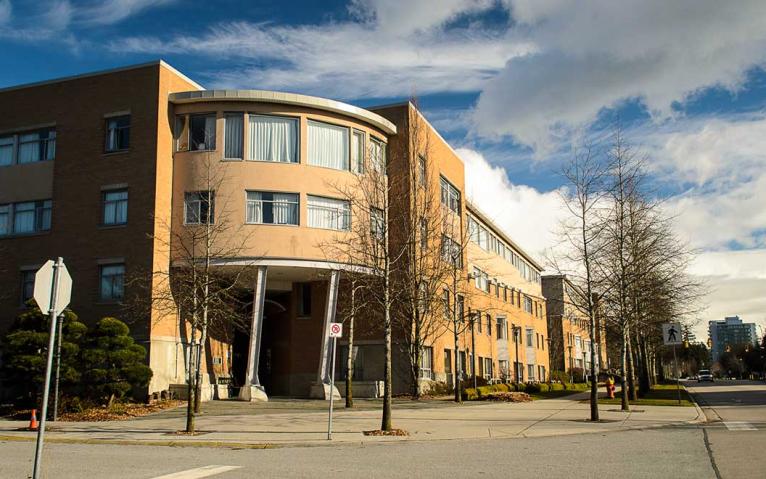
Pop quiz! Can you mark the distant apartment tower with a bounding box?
[708,316,758,363]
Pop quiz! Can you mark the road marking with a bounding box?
[723,421,756,431]
[150,465,241,479]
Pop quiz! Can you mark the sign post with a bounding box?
[662,322,683,405]
[32,258,72,479]
[327,322,342,440]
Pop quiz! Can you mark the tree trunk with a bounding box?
[345,285,355,408]
[185,327,197,433]
[626,324,638,401]
[638,333,651,396]
[381,269,393,432]
[620,326,630,411]
[453,326,462,403]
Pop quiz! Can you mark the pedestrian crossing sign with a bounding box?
[662,323,683,346]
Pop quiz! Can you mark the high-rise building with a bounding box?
[708,316,758,363]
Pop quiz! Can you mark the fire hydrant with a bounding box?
[606,376,615,399]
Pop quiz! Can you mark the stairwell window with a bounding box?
[190,114,216,151]
[184,191,214,225]
[102,189,128,226]
[440,176,461,214]
[99,263,125,302]
[105,115,130,152]
[307,195,350,230]
[246,191,298,225]
[308,120,349,170]
[249,115,297,163]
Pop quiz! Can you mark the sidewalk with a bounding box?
[0,392,704,448]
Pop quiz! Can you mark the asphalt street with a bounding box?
[1,380,764,479]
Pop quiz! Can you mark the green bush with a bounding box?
[550,383,565,391]
[514,382,527,392]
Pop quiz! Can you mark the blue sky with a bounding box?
[1,0,765,337]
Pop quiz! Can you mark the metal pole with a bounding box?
[514,327,520,383]
[327,337,337,440]
[33,257,62,479]
[470,315,477,390]
[52,313,64,422]
[673,344,680,404]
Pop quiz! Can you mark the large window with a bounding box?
[440,176,460,214]
[497,317,508,339]
[527,364,536,382]
[249,115,298,163]
[105,115,130,152]
[102,189,128,226]
[472,266,489,292]
[0,200,51,235]
[523,295,533,314]
[184,191,214,225]
[419,346,434,380]
[482,357,493,380]
[224,114,244,159]
[307,195,349,230]
[352,130,365,173]
[441,235,462,267]
[308,120,349,170]
[498,360,510,381]
[1,129,55,165]
[99,263,125,302]
[190,114,216,151]
[526,328,534,347]
[246,191,298,225]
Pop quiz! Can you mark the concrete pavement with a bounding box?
[0,390,703,447]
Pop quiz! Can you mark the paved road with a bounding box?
[685,380,766,479]
[2,381,764,479]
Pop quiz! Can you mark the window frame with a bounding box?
[306,194,351,231]
[245,190,299,226]
[223,112,245,160]
[189,113,217,152]
[184,191,215,225]
[439,176,461,214]
[101,188,129,226]
[99,263,125,303]
[104,115,131,153]
[20,269,36,306]
[248,113,300,163]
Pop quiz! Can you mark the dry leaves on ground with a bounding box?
[57,400,184,421]
[481,392,532,402]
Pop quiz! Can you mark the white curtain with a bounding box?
[13,202,35,233]
[308,120,349,170]
[39,200,52,230]
[224,114,243,159]
[0,136,13,166]
[246,192,263,224]
[273,193,297,224]
[351,130,364,173]
[307,195,349,230]
[249,115,297,162]
[18,133,39,164]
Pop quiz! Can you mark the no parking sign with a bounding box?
[329,323,343,338]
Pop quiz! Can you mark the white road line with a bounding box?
[723,421,756,431]
[150,465,242,479]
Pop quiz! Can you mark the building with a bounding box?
[708,316,758,363]
[542,275,606,378]
[0,61,549,401]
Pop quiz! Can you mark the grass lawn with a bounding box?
[529,388,589,401]
[598,383,694,407]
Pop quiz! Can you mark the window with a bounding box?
[99,263,125,302]
[249,115,298,163]
[370,137,386,172]
[527,364,536,382]
[246,191,298,225]
[370,207,385,240]
[20,270,35,304]
[486,313,492,336]
[440,176,460,214]
[0,200,51,235]
[441,235,462,267]
[515,361,524,382]
[105,115,130,152]
[526,328,534,347]
[102,189,128,226]
[297,283,312,316]
[190,114,216,151]
[457,295,465,322]
[18,129,55,163]
[497,317,508,339]
[418,155,426,185]
[442,289,450,318]
[495,281,500,298]
[308,120,349,170]
[523,296,533,314]
[0,135,13,166]
[539,365,546,382]
[419,217,427,250]
[184,191,214,225]
[475,310,482,333]
[224,114,244,159]
[482,357,493,380]
[498,360,510,381]
[307,195,350,230]
[419,346,434,379]
[352,130,365,173]
[472,266,489,292]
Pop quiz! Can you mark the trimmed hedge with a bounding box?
[463,382,590,400]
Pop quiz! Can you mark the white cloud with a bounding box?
[0,0,11,25]
[457,147,566,263]
[75,0,174,26]
[109,1,534,99]
[474,0,766,150]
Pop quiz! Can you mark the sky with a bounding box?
[1,0,765,340]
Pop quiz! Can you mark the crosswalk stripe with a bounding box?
[150,465,241,479]
[724,421,756,431]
